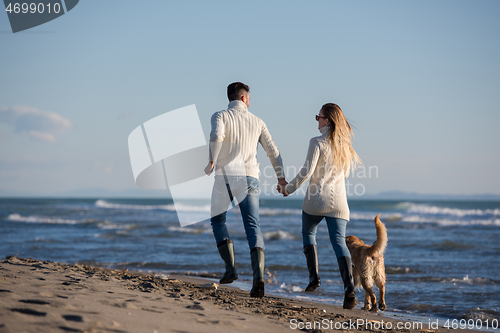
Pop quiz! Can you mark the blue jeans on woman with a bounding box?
[210,176,264,250]
[302,211,350,260]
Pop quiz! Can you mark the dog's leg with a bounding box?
[376,281,386,311]
[361,281,377,311]
[361,280,377,312]
[362,289,371,311]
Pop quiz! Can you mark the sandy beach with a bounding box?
[0,256,484,333]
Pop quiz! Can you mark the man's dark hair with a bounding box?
[227,82,250,101]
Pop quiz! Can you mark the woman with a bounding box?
[280,103,361,309]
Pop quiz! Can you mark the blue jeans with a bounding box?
[302,211,350,260]
[210,176,264,250]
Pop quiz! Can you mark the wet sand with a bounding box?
[0,256,478,333]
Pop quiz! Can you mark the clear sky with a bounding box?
[1,0,499,197]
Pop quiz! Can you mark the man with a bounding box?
[204,82,287,298]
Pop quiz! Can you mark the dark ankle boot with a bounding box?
[303,244,321,292]
[217,240,238,284]
[338,256,358,309]
[250,247,265,298]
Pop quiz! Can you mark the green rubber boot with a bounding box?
[338,256,358,309]
[250,247,265,298]
[304,244,321,292]
[217,239,238,284]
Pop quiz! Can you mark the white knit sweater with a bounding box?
[209,100,284,180]
[285,126,350,220]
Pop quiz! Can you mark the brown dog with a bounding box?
[345,214,387,312]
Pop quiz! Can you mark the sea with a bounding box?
[1,197,499,330]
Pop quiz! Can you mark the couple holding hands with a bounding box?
[204,82,361,309]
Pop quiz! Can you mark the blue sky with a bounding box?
[1,1,499,196]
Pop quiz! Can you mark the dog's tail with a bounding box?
[367,214,387,257]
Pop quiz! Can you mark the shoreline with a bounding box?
[0,256,485,333]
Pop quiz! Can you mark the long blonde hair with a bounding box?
[321,103,361,177]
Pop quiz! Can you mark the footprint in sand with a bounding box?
[62,315,84,322]
[11,308,47,316]
[19,299,50,305]
[38,291,69,299]
[186,302,205,311]
[58,325,83,332]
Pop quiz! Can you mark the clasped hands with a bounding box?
[277,178,289,197]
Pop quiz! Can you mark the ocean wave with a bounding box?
[95,199,176,211]
[413,275,500,285]
[350,212,379,220]
[449,275,500,285]
[6,213,79,225]
[260,208,301,216]
[461,308,500,321]
[267,264,304,271]
[5,213,136,231]
[431,241,476,251]
[393,202,415,209]
[400,303,500,323]
[95,200,211,212]
[386,267,413,274]
[406,204,500,217]
[384,213,403,221]
[401,215,500,226]
[278,282,303,293]
[166,226,211,234]
[262,230,299,241]
[95,200,306,218]
[97,221,138,231]
[403,303,451,314]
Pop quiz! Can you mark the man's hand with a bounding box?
[277,178,289,197]
[204,161,214,176]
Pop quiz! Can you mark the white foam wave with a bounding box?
[96,200,305,217]
[262,230,298,241]
[95,200,211,212]
[401,215,500,226]
[259,208,301,216]
[167,226,211,234]
[6,213,79,225]
[95,199,176,211]
[97,221,137,231]
[349,212,378,220]
[444,275,499,285]
[393,202,415,209]
[5,213,138,230]
[385,213,403,221]
[278,282,303,293]
[407,204,500,217]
